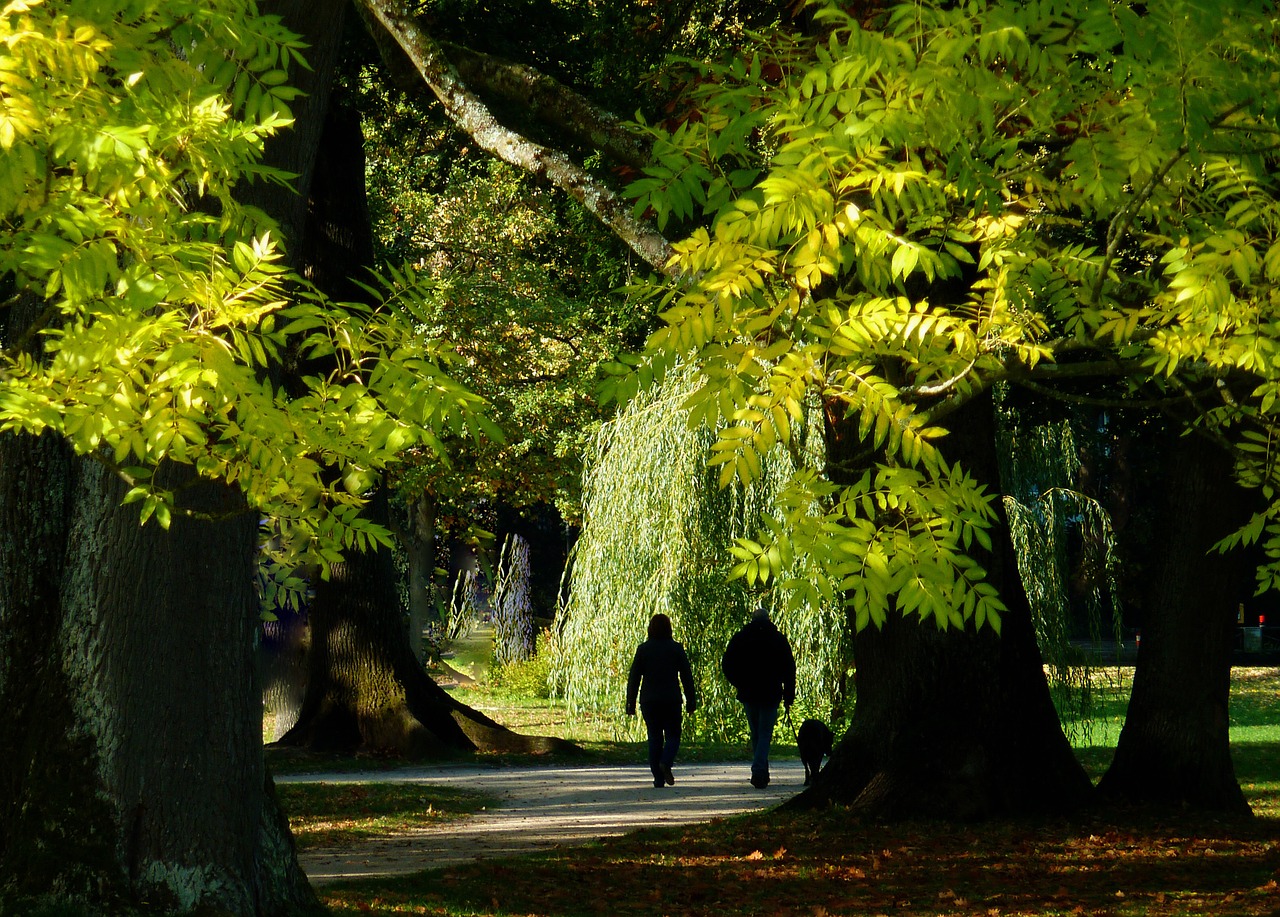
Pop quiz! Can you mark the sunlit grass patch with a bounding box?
[276,782,493,849]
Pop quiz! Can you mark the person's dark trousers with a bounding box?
[742,701,780,787]
[641,700,683,785]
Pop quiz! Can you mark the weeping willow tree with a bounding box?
[999,410,1123,743]
[554,366,850,741]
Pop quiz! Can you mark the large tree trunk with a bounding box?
[239,0,349,251]
[271,102,570,758]
[276,490,570,757]
[1097,427,1253,814]
[0,3,347,908]
[797,392,1092,819]
[0,435,317,913]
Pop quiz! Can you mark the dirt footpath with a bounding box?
[280,760,805,885]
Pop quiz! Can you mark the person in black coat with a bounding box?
[626,613,697,788]
[721,606,796,788]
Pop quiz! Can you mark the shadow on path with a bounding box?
[280,760,805,884]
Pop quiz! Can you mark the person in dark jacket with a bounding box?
[626,613,698,788]
[721,606,796,788]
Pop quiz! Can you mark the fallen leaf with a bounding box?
[744,850,765,861]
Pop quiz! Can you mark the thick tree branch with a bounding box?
[441,41,651,171]
[356,0,674,274]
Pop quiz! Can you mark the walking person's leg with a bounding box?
[743,702,760,759]
[659,703,682,785]
[749,703,778,787]
[741,702,768,787]
[641,704,664,787]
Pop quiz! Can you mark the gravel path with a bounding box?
[280,760,805,885]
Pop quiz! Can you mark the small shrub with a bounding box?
[489,628,555,698]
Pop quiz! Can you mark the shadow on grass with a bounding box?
[284,670,1280,913]
[306,738,1280,916]
[278,783,497,849]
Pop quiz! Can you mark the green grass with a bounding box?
[1053,666,1280,819]
[276,783,494,849]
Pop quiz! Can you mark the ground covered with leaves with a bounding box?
[295,668,1280,915]
[318,802,1280,917]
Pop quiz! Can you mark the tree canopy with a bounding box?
[616,0,1280,631]
[0,0,495,572]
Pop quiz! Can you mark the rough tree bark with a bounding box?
[0,2,344,910]
[239,0,349,251]
[1097,425,1254,814]
[0,427,316,913]
[796,391,1093,819]
[277,489,569,756]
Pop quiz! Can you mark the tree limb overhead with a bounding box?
[441,40,652,172]
[355,0,674,274]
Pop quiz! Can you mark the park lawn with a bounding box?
[309,667,1280,917]
[278,783,495,849]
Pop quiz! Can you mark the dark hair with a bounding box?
[647,613,673,640]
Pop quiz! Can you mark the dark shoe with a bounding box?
[663,765,675,786]
[750,774,770,789]
[653,777,664,788]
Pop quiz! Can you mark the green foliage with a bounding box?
[619,0,1280,626]
[999,416,1125,742]
[554,366,850,741]
[1001,419,1121,654]
[489,628,555,699]
[351,59,644,524]
[0,0,491,573]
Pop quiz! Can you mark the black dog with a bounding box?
[796,718,833,785]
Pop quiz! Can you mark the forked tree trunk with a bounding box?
[1098,427,1252,814]
[0,435,317,914]
[797,392,1092,818]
